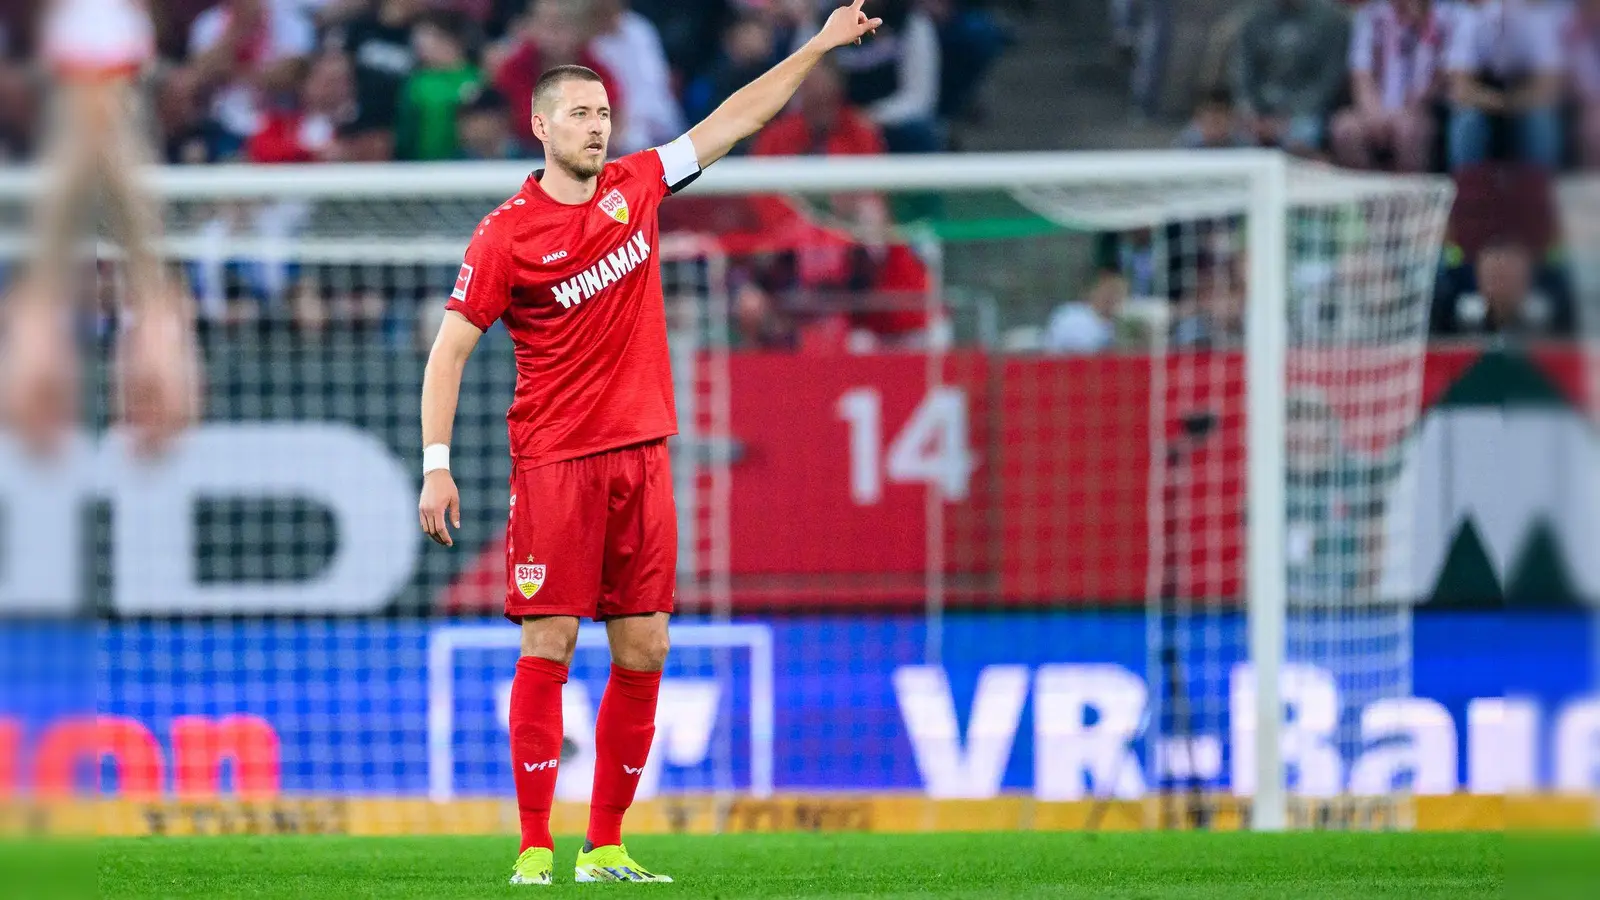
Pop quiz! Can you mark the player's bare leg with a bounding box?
[603,611,670,672]
[509,616,578,886]
[1,79,165,458]
[72,77,202,457]
[1,51,105,455]
[576,612,671,883]
[520,614,580,666]
[22,13,200,459]
[1,275,80,457]
[71,77,202,457]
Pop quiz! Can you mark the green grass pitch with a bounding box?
[82,832,1503,898]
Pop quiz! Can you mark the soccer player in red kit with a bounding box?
[417,2,883,886]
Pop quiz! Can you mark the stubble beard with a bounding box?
[556,147,605,181]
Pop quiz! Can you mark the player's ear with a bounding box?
[530,109,548,144]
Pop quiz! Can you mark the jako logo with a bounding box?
[541,250,568,264]
[523,759,559,772]
[622,764,644,775]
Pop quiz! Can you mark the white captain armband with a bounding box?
[655,134,702,194]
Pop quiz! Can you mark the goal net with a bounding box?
[1002,163,1454,829]
[0,152,1453,834]
[865,157,1450,829]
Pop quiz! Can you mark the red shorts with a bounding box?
[504,439,677,622]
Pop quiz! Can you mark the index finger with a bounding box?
[433,508,454,546]
[850,0,865,11]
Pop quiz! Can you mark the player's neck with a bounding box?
[537,162,601,206]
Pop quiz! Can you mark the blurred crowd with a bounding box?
[1,2,1584,356]
[1045,0,1585,357]
[0,1,1015,353]
[0,0,1012,164]
[1173,0,1600,176]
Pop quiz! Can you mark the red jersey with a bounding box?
[446,136,702,467]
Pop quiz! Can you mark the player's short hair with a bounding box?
[532,65,606,115]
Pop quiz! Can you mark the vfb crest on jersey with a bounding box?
[599,188,629,224]
[515,556,546,599]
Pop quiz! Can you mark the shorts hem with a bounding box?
[595,601,676,622]
[504,602,674,624]
[503,607,586,624]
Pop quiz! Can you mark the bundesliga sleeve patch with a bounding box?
[451,263,474,301]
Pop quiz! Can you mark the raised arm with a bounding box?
[686,0,883,168]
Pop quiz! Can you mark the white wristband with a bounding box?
[422,444,450,475]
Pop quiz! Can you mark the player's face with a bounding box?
[535,80,612,181]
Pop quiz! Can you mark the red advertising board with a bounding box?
[719,345,1588,609]
[444,344,1589,612]
[724,352,1233,606]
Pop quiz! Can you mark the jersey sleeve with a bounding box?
[444,223,514,331]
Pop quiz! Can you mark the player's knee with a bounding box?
[614,627,669,672]
[520,616,579,666]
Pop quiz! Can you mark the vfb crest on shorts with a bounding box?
[515,555,546,599]
[599,188,629,224]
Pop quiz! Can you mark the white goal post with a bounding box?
[0,151,1454,830]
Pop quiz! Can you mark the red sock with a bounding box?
[587,664,661,847]
[509,655,567,852]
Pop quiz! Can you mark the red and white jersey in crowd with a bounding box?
[188,0,319,138]
[1349,0,1454,108]
[41,0,156,80]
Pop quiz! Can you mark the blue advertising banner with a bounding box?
[4,612,1592,798]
